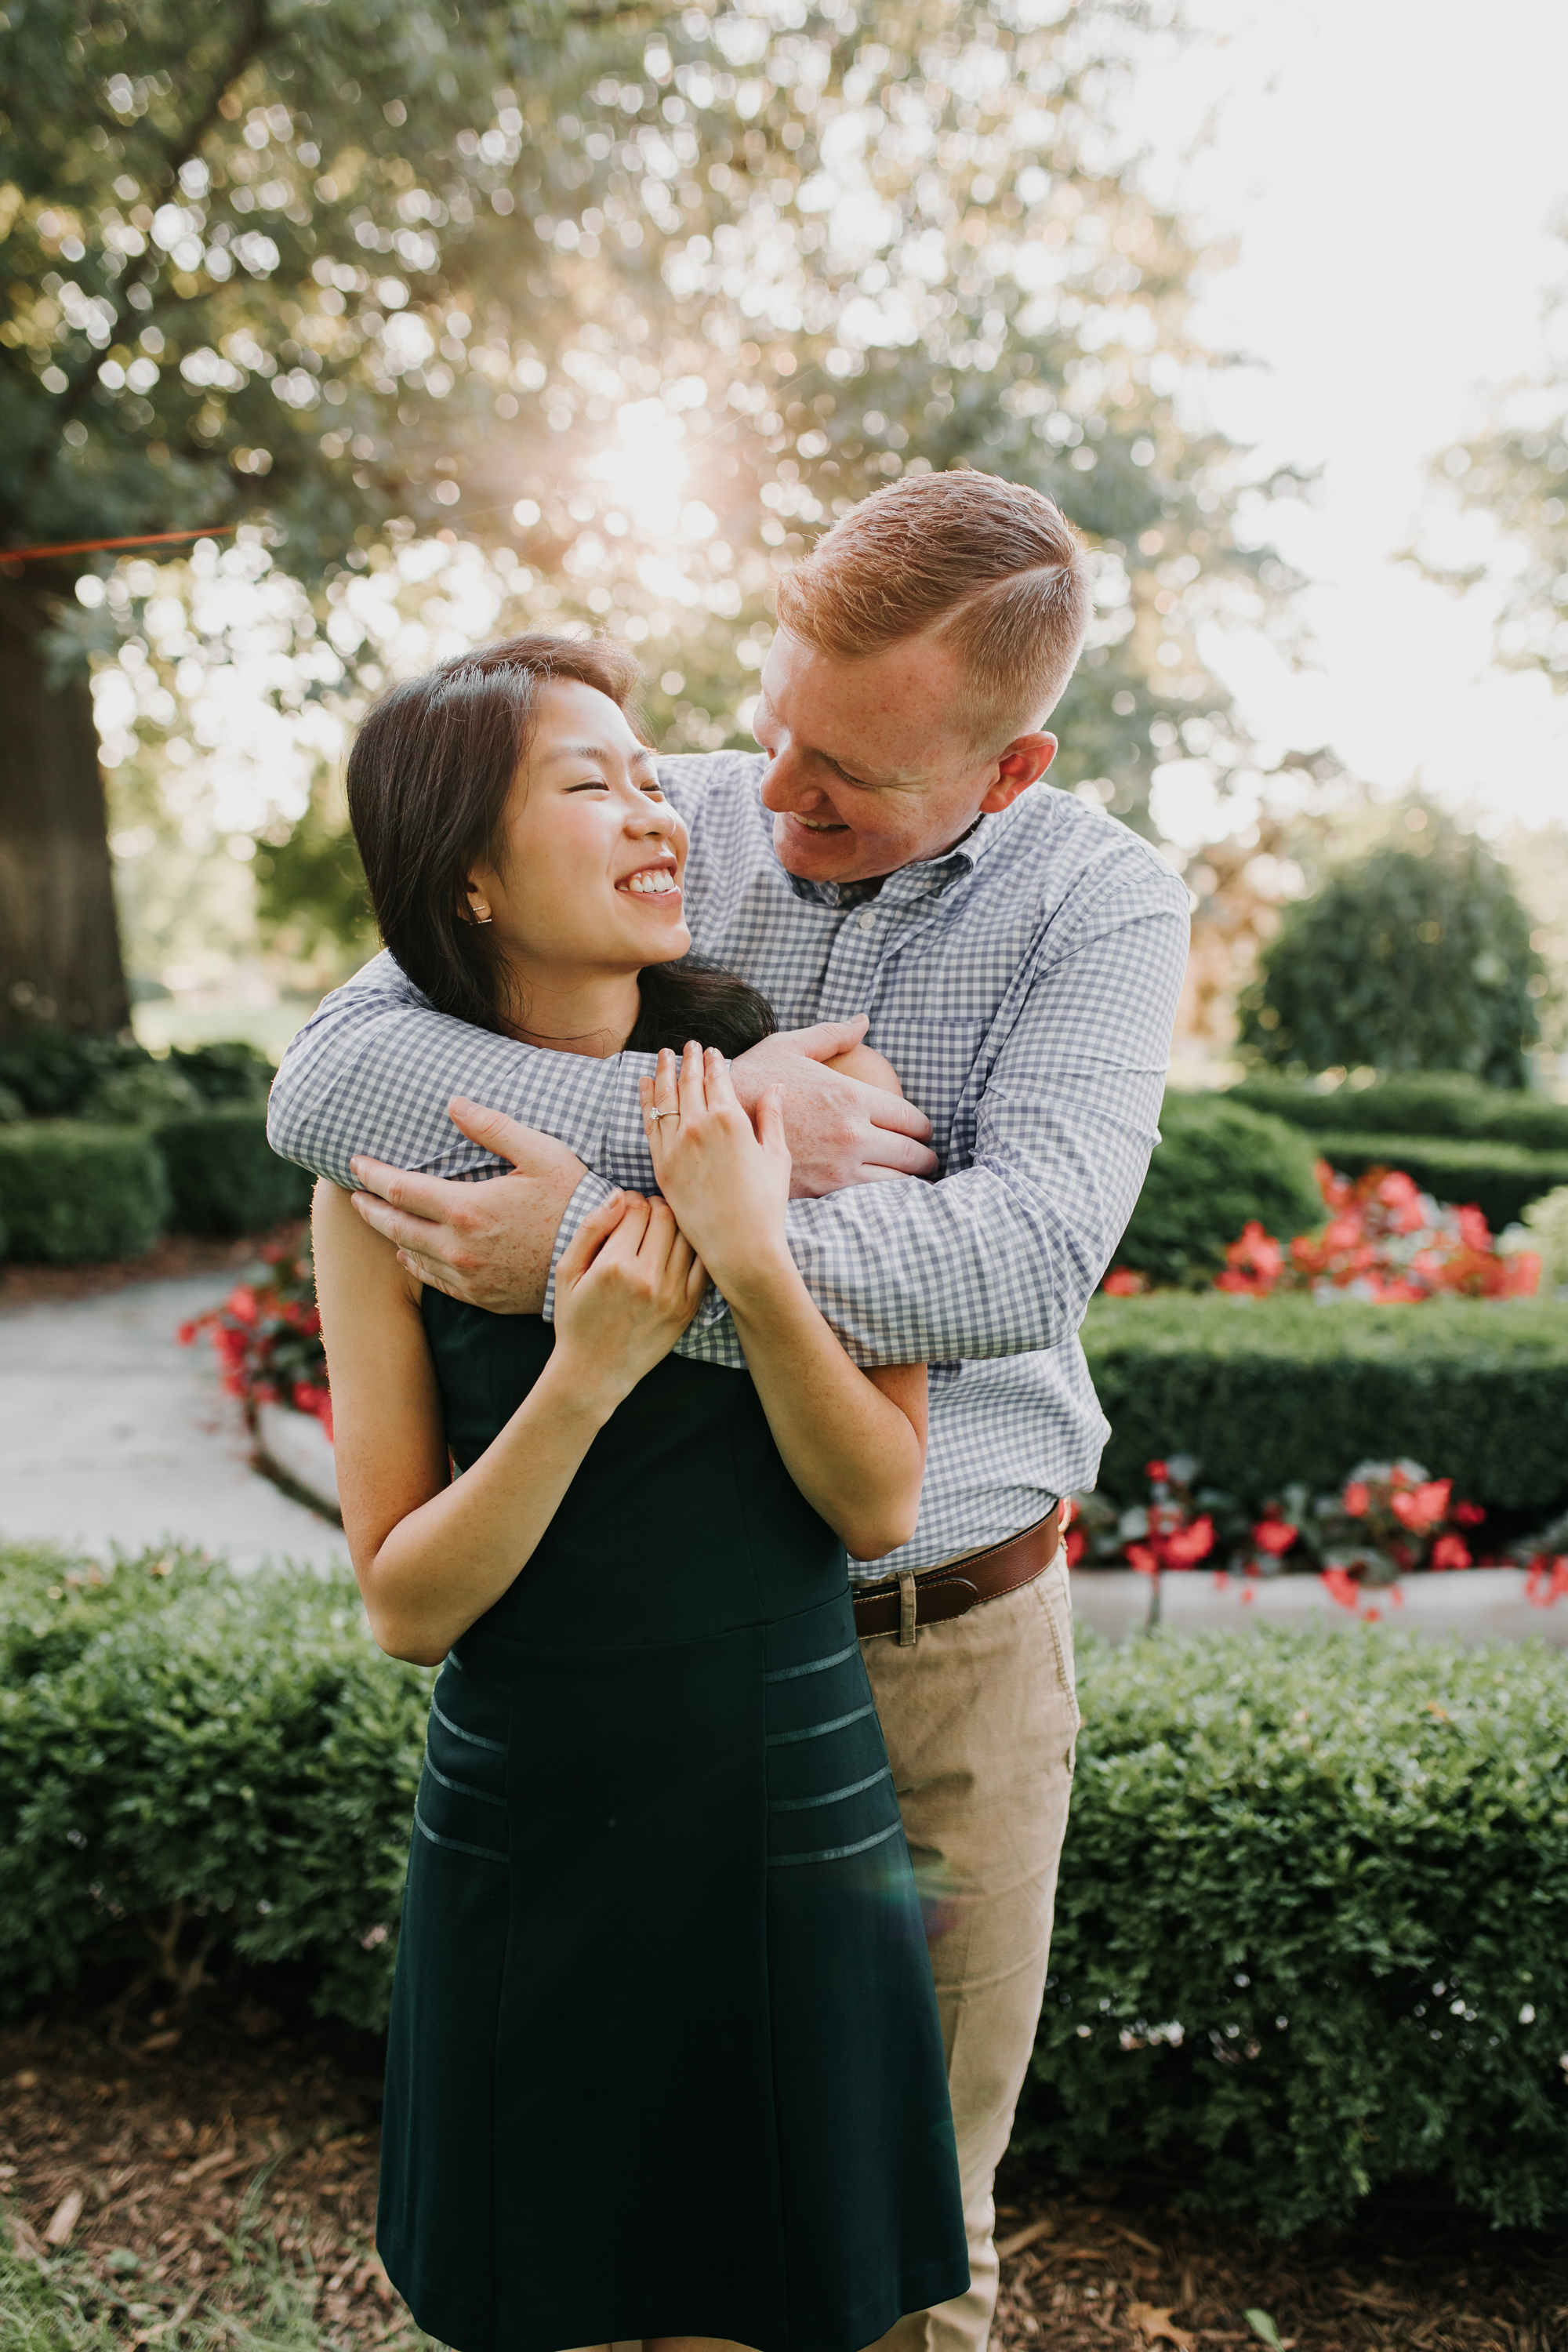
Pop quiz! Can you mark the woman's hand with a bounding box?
[640,1044,793,1302]
[551,1188,708,1410]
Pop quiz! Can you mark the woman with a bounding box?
[313,631,967,2352]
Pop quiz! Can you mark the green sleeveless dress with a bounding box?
[376,1295,968,2352]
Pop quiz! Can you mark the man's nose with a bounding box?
[760,742,818,811]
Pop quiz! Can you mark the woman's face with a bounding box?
[466,678,690,980]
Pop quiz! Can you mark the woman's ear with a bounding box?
[462,877,494,926]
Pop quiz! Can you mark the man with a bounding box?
[268,468,1189,2350]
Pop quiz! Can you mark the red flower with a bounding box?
[1251,1519,1298,1556]
[1145,1460,1169,1483]
[1322,1566,1362,1612]
[1341,1480,1370,1517]
[1391,1479,1451,1534]
[1454,1501,1485,1527]
[1102,1268,1146,1296]
[1125,1543,1160,1577]
[1526,1555,1568,1607]
[1161,1515,1214,1569]
[1429,1534,1472,1572]
[226,1284,260,1325]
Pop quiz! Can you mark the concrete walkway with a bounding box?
[0,1275,350,1574]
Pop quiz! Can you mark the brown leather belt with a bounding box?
[852,1504,1063,1643]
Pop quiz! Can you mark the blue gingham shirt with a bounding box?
[268,753,1189,1575]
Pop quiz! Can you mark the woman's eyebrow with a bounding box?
[547,739,659,771]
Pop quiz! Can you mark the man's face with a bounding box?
[753,627,1058,886]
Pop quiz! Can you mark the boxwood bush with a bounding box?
[1022,1629,1568,2232]
[1083,1293,1568,1516]
[4,1545,1565,2232]
[0,1122,170,1262]
[1113,1094,1325,1287]
[153,1106,313,1237]
[1231,1073,1568,1155]
[0,1544,426,2028]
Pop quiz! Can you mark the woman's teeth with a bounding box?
[624,869,679,895]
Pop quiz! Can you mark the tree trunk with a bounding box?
[0,573,129,1040]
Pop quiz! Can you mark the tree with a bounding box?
[1422,229,1568,688]
[1238,818,1549,1087]
[3,0,1290,1029]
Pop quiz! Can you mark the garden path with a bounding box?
[0,1274,350,1573]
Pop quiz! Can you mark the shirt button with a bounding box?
[855,908,877,931]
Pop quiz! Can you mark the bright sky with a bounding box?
[1131,0,1568,844]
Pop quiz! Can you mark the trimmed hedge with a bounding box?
[1019,1628,1568,2231]
[153,1105,313,1237]
[4,1544,1566,2232]
[0,1123,170,1262]
[1231,1072,1568,1155]
[1083,1293,1568,1515]
[1306,1131,1568,1231]
[0,1544,426,2029]
[1114,1094,1325,1287]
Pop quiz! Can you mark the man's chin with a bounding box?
[772,811,864,880]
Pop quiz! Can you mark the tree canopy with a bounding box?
[2,0,1295,1001]
[1424,230,1568,690]
[1239,820,1549,1089]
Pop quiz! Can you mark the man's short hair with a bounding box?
[775,469,1093,750]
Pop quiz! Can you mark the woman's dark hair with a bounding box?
[346,630,775,1059]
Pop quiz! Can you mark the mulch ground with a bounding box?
[4,1984,1566,2352]
[2,1986,415,2348]
[0,1224,307,1314]
[989,2160,1568,2352]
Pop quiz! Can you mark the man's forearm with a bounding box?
[267,966,660,1192]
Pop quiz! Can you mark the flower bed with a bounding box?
[180,1236,331,1439]
[1107,1159,1541,1302]
[1068,1454,1567,1605]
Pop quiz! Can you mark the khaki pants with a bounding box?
[862,1555,1079,2352]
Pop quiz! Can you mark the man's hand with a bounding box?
[348,1098,587,1314]
[729,1017,937,1196]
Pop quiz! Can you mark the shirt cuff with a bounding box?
[543,1170,619,1325]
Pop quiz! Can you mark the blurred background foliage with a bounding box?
[1239,811,1552,1087]
[4,0,1303,1004]
[4,0,1563,1081]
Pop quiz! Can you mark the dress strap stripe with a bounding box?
[413,1804,506,1862]
[762,1641,858,1684]
[768,1817,904,1868]
[769,1765,892,1814]
[430,1696,506,1752]
[423,1755,507,1809]
[764,1701,876,1748]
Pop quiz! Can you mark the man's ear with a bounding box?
[979,732,1057,815]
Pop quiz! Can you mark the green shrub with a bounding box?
[78,1062,203,1125]
[1083,1292,1568,1515]
[1020,1630,1568,2232]
[0,1544,426,2028]
[1305,1132,1568,1232]
[1113,1095,1325,1287]
[1524,1185,1568,1295]
[1230,1072,1568,1155]
[6,1544,1566,2232]
[0,1122,169,1262]
[0,1033,150,1119]
[154,1105,313,1237]
[168,1040,278,1105]
[1238,827,1546,1086]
